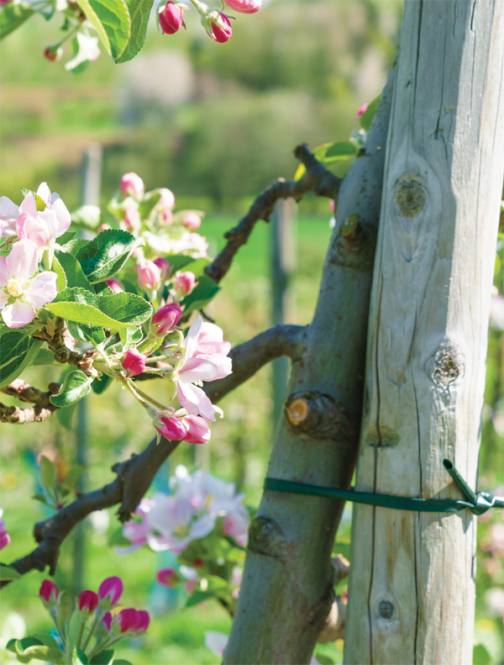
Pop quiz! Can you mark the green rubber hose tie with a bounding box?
[263,459,504,516]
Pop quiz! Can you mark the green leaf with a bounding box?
[61,238,89,257]
[14,637,65,664]
[314,654,335,665]
[47,287,151,329]
[360,93,381,132]
[202,575,228,591]
[30,348,56,367]
[113,661,133,665]
[66,464,86,487]
[52,255,68,292]
[75,0,130,60]
[91,373,112,394]
[67,608,82,652]
[54,250,94,291]
[76,647,89,665]
[68,320,106,346]
[77,229,137,283]
[70,205,101,230]
[0,563,22,581]
[29,635,61,650]
[50,370,93,408]
[94,281,114,296]
[58,231,76,245]
[0,334,42,389]
[184,590,215,608]
[6,638,17,653]
[0,3,34,40]
[180,275,220,317]
[324,140,359,162]
[182,257,210,277]
[31,493,49,505]
[166,255,196,274]
[119,326,143,350]
[473,644,492,665]
[108,527,131,547]
[116,0,154,63]
[90,649,115,664]
[56,403,77,431]
[40,455,57,489]
[138,191,161,219]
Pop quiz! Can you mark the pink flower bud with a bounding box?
[0,531,10,550]
[78,590,99,614]
[43,46,62,62]
[175,271,196,295]
[159,2,184,35]
[182,212,201,231]
[160,209,174,225]
[155,415,188,441]
[182,415,211,444]
[39,580,59,605]
[225,0,261,13]
[124,207,141,232]
[209,14,233,43]
[152,303,182,335]
[102,612,112,631]
[122,348,147,377]
[136,610,150,632]
[98,223,112,233]
[105,279,124,294]
[153,257,170,282]
[329,200,336,213]
[157,568,182,588]
[158,188,175,210]
[98,576,123,607]
[136,260,161,290]
[115,608,140,633]
[357,102,369,119]
[120,172,144,199]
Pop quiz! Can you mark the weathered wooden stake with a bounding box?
[345,2,504,663]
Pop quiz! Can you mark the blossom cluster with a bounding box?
[0,184,69,328]
[29,576,149,662]
[120,466,248,555]
[0,507,10,551]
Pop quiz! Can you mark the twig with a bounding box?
[1,436,181,585]
[0,381,62,424]
[204,143,341,283]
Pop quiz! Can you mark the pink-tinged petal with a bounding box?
[50,198,71,235]
[196,340,231,357]
[6,239,38,281]
[184,315,203,360]
[199,321,224,344]
[0,293,10,309]
[24,271,58,309]
[0,257,11,286]
[190,513,215,540]
[177,382,219,421]
[0,196,19,222]
[36,182,51,205]
[179,357,219,383]
[0,219,17,240]
[205,632,228,657]
[182,415,211,444]
[16,212,52,249]
[2,300,35,328]
[19,192,37,217]
[193,353,232,381]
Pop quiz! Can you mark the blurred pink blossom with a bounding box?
[226,0,261,13]
[357,102,369,119]
[0,508,10,551]
[120,172,144,199]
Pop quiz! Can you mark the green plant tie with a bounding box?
[264,459,504,516]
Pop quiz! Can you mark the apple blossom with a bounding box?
[136,259,161,290]
[174,271,196,295]
[78,590,99,614]
[123,207,141,233]
[160,209,174,225]
[0,196,20,239]
[209,14,233,43]
[120,172,144,199]
[152,303,182,334]
[153,257,170,282]
[225,0,261,13]
[159,2,185,35]
[182,212,201,231]
[102,612,112,631]
[205,631,228,657]
[0,508,10,551]
[0,239,58,329]
[157,187,175,210]
[135,610,150,632]
[357,102,369,119]
[117,499,153,555]
[222,502,249,546]
[182,414,211,444]
[44,45,63,62]
[65,33,100,71]
[155,414,188,441]
[176,316,232,421]
[122,348,147,376]
[157,568,182,587]
[105,279,124,294]
[98,576,123,607]
[113,608,140,634]
[39,580,59,607]
[98,223,112,233]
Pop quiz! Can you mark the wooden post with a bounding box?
[73,143,102,596]
[271,198,297,427]
[344,2,504,663]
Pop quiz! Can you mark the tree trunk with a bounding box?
[223,70,396,665]
[344,2,504,664]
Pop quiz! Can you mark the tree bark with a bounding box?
[222,69,396,665]
[344,2,504,664]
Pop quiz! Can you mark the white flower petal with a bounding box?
[24,271,58,309]
[185,315,203,360]
[19,191,37,217]
[0,292,10,308]
[0,196,19,222]
[2,300,35,328]
[177,382,217,421]
[36,182,51,205]
[50,198,71,236]
[6,240,38,281]
[0,257,12,286]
